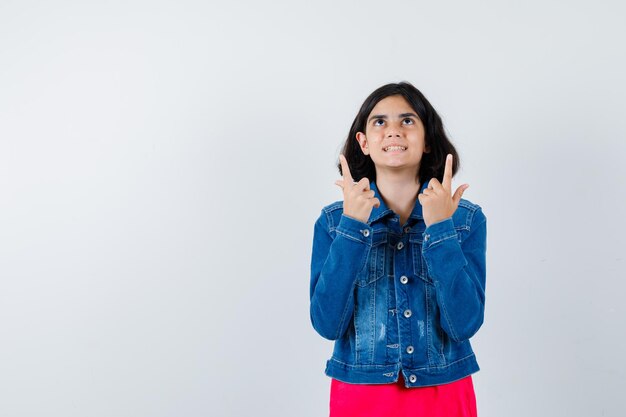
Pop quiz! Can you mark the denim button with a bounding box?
[424,234,430,242]
[362,229,370,237]
[404,226,411,233]
[400,276,408,284]
[409,374,417,383]
[406,345,414,354]
[396,242,404,250]
[403,309,412,318]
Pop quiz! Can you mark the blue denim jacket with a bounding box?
[310,179,487,388]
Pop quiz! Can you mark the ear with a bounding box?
[356,132,369,155]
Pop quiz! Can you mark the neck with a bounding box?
[375,170,421,224]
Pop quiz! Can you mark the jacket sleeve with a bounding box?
[421,207,487,342]
[309,209,372,340]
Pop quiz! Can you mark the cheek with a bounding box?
[363,134,378,146]
[411,133,426,146]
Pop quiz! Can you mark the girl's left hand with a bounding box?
[418,154,469,228]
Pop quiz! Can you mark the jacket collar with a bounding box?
[367,179,431,224]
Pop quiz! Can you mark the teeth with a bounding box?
[385,146,406,152]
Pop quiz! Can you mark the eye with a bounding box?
[373,119,385,126]
[403,118,414,125]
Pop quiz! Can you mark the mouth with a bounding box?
[383,145,407,152]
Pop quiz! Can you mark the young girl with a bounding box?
[309,82,487,417]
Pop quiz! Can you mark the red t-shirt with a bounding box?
[329,373,477,417]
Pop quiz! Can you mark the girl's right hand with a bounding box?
[334,154,381,224]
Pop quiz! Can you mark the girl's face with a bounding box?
[356,94,429,176]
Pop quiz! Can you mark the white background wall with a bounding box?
[1,0,625,416]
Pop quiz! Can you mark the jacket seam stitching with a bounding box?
[328,352,475,370]
[335,229,368,244]
[335,284,354,340]
[425,233,457,248]
[436,280,461,341]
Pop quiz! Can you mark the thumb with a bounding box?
[453,184,469,205]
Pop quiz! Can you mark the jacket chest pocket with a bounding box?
[357,233,388,287]
[409,234,430,283]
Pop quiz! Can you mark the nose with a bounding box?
[386,121,402,137]
[386,129,401,137]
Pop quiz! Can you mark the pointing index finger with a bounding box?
[339,154,354,183]
[443,154,453,190]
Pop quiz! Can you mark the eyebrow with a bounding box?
[368,113,419,123]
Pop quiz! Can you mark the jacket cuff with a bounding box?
[335,214,373,246]
[422,217,457,251]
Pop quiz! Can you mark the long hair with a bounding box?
[338,82,460,185]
